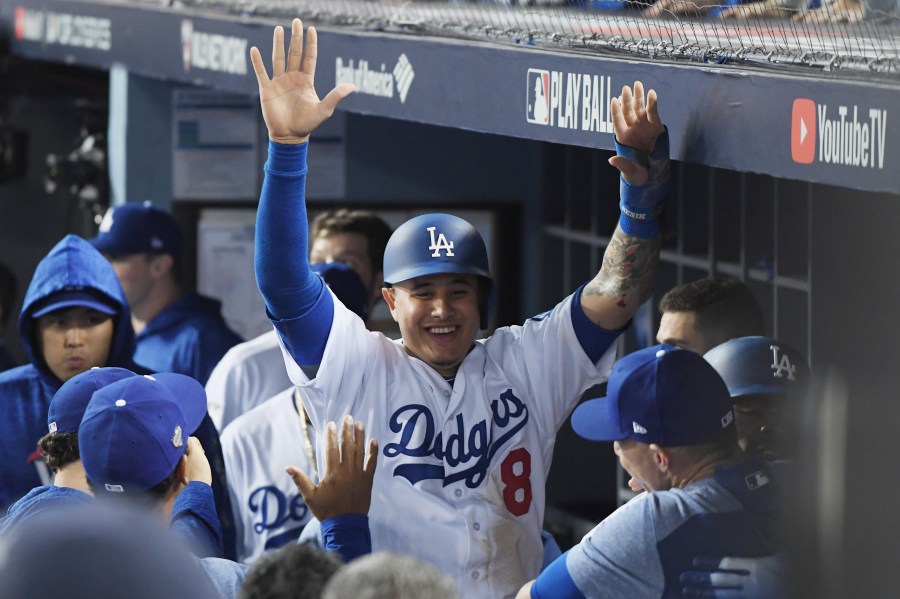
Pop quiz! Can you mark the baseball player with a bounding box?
[89,202,243,385]
[656,278,764,355]
[518,345,778,598]
[79,372,375,597]
[705,336,810,462]
[0,235,145,511]
[221,262,372,564]
[1,366,224,559]
[250,20,668,598]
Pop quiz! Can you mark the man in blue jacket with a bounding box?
[90,201,242,385]
[89,203,241,555]
[0,235,144,511]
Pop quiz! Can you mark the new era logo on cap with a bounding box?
[792,98,816,164]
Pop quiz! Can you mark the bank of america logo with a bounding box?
[394,54,415,104]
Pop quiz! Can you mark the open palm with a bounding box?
[250,19,355,144]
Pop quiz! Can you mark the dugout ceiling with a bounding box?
[1,0,897,194]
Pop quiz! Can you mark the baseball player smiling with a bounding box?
[251,19,668,599]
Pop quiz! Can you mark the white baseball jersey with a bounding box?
[279,290,616,599]
[220,388,317,564]
[206,330,291,431]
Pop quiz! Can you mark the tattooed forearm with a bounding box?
[584,225,661,309]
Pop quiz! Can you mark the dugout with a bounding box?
[0,1,898,596]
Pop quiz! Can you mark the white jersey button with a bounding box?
[471,571,481,580]
[473,522,481,531]
[454,489,463,498]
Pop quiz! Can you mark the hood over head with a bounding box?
[18,235,137,387]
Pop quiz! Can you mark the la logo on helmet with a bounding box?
[427,226,455,258]
[769,345,796,380]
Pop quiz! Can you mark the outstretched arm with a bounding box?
[581,82,667,331]
[252,20,354,363]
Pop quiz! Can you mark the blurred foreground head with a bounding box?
[0,503,216,598]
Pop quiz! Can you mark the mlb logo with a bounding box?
[791,98,816,164]
[526,69,550,125]
[745,470,770,490]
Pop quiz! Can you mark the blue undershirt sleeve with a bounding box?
[255,141,334,364]
[531,550,587,599]
[170,481,224,559]
[320,514,371,563]
[570,284,629,364]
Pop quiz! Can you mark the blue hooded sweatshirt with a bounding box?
[134,291,242,386]
[0,235,141,510]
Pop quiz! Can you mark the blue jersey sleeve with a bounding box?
[531,550,587,599]
[320,513,371,563]
[170,481,224,559]
[255,141,333,365]
[570,285,628,364]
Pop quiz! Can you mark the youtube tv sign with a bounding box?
[792,97,888,170]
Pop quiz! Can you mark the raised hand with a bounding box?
[181,436,212,487]
[609,81,666,185]
[287,415,377,521]
[250,19,355,144]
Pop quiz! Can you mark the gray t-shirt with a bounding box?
[533,459,778,599]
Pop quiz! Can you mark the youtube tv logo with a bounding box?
[792,98,816,164]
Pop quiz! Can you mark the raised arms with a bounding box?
[581,82,667,331]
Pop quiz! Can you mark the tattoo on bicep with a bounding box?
[585,226,660,305]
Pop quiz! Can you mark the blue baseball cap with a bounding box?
[79,373,207,494]
[312,261,370,321]
[571,345,735,447]
[48,367,137,434]
[90,202,183,257]
[31,289,119,319]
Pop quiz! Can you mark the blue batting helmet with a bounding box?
[704,336,810,398]
[383,213,494,329]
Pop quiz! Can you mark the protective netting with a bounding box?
[178,0,900,78]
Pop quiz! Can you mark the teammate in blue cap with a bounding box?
[517,345,779,599]
[90,201,242,385]
[1,367,223,558]
[0,367,134,532]
[90,202,241,556]
[79,372,377,597]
